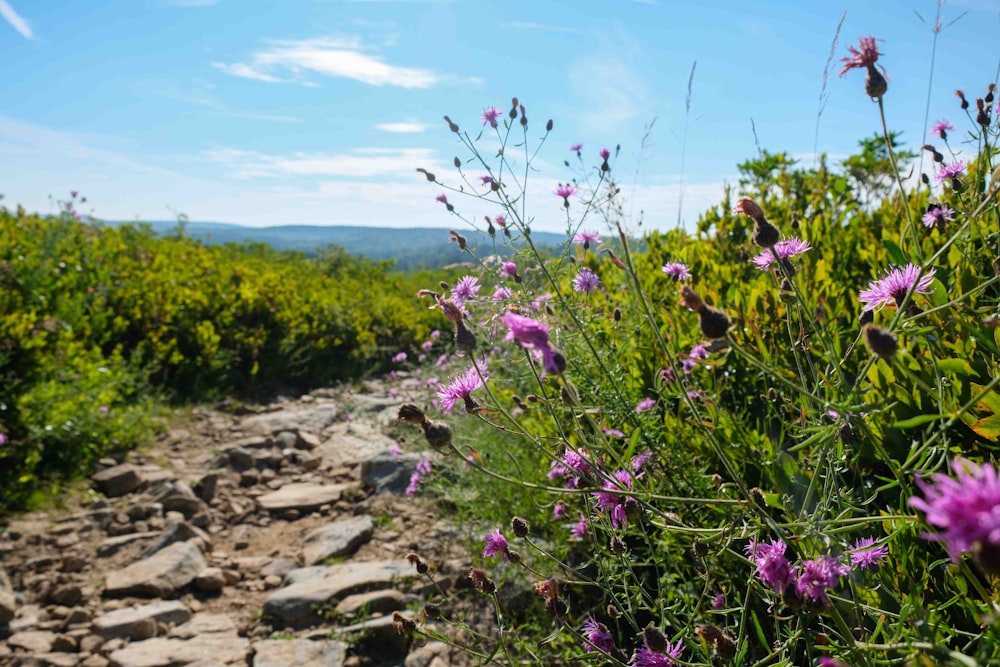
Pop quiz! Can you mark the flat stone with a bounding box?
[194,567,226,592]
[360,452,426,494]
[0,566,15,624]
[92,600,191,640]
[322,422,397,468]
[108,613,246,666]
[93,464,142,497]
[142,522,211,558]
[252,638,348,667]
[242,404,340,435]
[334,589,410,617]
[256,483,348,513]
[20,653,80,667]
[9,629,57,653]
[97,532,160,557]
[168,613,236,639]
[105,541,206,598]
[263,560,413,629]
[48,583,82,606]
[301,515,374,565]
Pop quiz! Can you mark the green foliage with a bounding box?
[0,209,443,511]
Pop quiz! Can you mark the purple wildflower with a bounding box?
[922,204,955,229]
[593,470,636,529]
[681,358,697,374]
[581,616,616,654]
[421,340,433,352]
[392,352,407,363]
[839,35,885,77]
[909,458,1000,564]
[631,639,684,666]
[631,451,653,473]
[482,528,509,560]
[494,214,506,227]
[635,397,656,413]
[711,593,725,610]
[501,312,562,375]
[849,537,889,571]
[437,365,486,413]
[573,268,601,293]
[858,263,936,312]
[388,444,402,456]
[451,275,481,306]
[405,457,433,496]
[573,231,600,246]
[934,160,966,184]
[930,120,954,140]
[569,143,583,152]
[430,329,440,339]
[501,261,518,278]
[481,106,503,128]
[555,183,577,204]
[795,555,848,609]
[492,286,512,300]
[599,148,610,160]
[570,514,589,539]
[479,175,494,186]
[602,427,625,438]
[751,238,812,270]
[689,344,709,360]
[746,538,794,594]
[661,262,691,281]
[553,501,567,518]
[819,659,847,667]
[435,193,448,204]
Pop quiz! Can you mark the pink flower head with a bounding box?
[688,344,709,360]
[482,528,509,559]
[751,238,812,270]
[934,160,966,184]
[599,148,610,160]
[858,263,936,312]
[451,275,481,306]
[570,514,589,539]
[494,214,506,227]
[922,204,955,229]
[555,183,577,200]
[430,329,440,339]
[569,143,583,152]
[481,106,503,128]
[593,469,636,529]
[581,616,616,654]
[437,365,486,413]
[632,638,684,666]
[635,397,656,413]
[492,286,512,300]
[392,352,408,363]
[930,120,954,140]
[501,311,562,375]
[479,175,494,186]
[745,538,794,594]
[435,193,448,204]
[661,262,691,281]
[839,35,885,77]
[849,537,889,571]
[795,555,848,609]
[573,231,600,246]
[501,261,518,278]
[553,501,567,518]
[909,458,1000,562]
[572,267,601,293]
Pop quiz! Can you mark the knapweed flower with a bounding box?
[795,555,848,609]
[437,365,485,413]
[553,501,567,518]
[548,449,595,488]
[689,344,709,360]
[819,659,847,667]
[711,593,725,610]
[481,106,503,128]
[494,214,506,227]
[840,35,888,98]
[593,470,637,529]
[581,616,616,654]
[482,528,509,560]
[746,538,794,594]
[909,458,1000,572]
[573,231,600,246]
[555,183,577,206]
[661,262,691,281]
[573,268,601,293]
[849,537,889,571]
[631,638,684,666]
[858,263,935,312]
[599,148,610,160]
[570,514,589,539]
[492,286,512,300]
[501,261,518,278]
[406,457,433,496]
[392,352,407,363]
[935,160,966,184]
[931,120,954,140]
[435,193,448,204]
[501,312,563,375]
[479,175,494,186]
[451,275,481,306]
[430,329,440,339]
[569,143,583,152]
[635,397,656,413]
[751,238,812,270]
[922,203,955,229]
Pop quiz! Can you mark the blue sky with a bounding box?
[0,0,996,233]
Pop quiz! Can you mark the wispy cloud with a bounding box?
[164,91,302,123]
[0,0,32,39]
[374,121,427,133]
[570,55,653,131]
[213,37,452,89]
[203,146,443,180]
[502,22,581,34]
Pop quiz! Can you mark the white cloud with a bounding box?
[165,90,302,122]
[0,0,32,39]
[203,145,444,180]
[214,37,446,89]
[570,55,654,132]
[375,121,427,133]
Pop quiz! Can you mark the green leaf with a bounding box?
[936,358,971,376]
[892,413,949,429]
[970,414,1000,441]
[972,384,1000,414]
[882,238,908,266]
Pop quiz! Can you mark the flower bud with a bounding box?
[392,611,416,635]
[511,516,529,538]
[398,404,427,425]
[643,626,669,654]
[443,115,459,133]
[862,323,898,359]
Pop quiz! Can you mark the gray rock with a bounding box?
[8,629,57,653]
[334,589,410,617]
[259,557,299,580]
[19,653,79,667]
[108,613,247,666]
[0,566,15,625]
[48,583,82,607]
[92,464,142,498]
[242,404,340,435]
[405,641,453,667]
[256,483,348,513]
[194,567,226,593]
[302,515,374,565]
[97,532,160,557]
[92,600,191,640]
[263,560,413,629]
[322,422,398,468]
[335,611,413,655]
[142,522,211,559]
[105,541,207,597]
[193,473,218,503]
[227,447,255,472]
[252,638,348,667]
[360,452,426,494]
[168,613,236,639]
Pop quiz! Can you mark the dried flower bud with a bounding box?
[392,612,416,637]
[416,168,436,182]
[512,395,527,410]
[753,219,780,248]
[691,540,709,559]
[733,197,767,225]
[453,156,461,169]
[435,298,464,323]
[643,626,669,654]
[534,578,559,600]
[609,535,626,555]
[449,230,467,249]
[511,516,529,538]
[506,549,521,564]
[921,173,930,185]
[986,83,996,105]
[698,305,731,339]
[613,307,621,322]
[423,603,442,620]
[606,604,619,618]
[972,539,1000,575]
[545,119,553,131]
[406,552,429,574]
[544,596,568,619]
[443,115,459,133]
[710,473,723,488]
[455,321,477,354]
[956,89,969,110]
[422,420,453,449]
[398,404,427,425]
[469,567,495,594]
[697,624,736,659]
[976,98,990,126]
[680,285,704,311]
[863,323,898,359]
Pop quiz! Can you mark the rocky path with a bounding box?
[0,375,478,667]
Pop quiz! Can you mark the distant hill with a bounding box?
[123,221,574,271]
